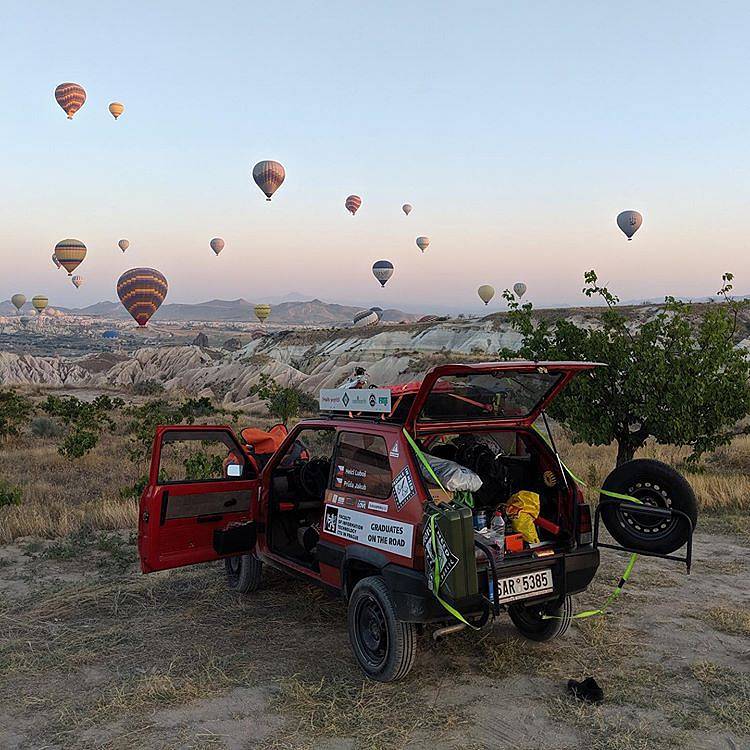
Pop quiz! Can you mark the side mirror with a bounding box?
[226,463,243,478]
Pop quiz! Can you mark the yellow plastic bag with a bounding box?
[506,490,540,544]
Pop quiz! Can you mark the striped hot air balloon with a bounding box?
[54,239,87,275]
[353,309,379,327]
[54,83,86,119]
[52,253,61,269]
[109,102,125,119]
[402,203,412,216]
[369,306,383,322]
[117,268,168,327]
[210,238,225,256]
[11,294,26,312]
[118,239,129,253]
[254,303,271,323]
[72,275,84,289]
[345,195,362,215]
[252,161,285,200]
[372,260,394,287]
[416,236,430,253]
[31,295,49,313]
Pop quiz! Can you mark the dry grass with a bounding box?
[700,606,750,637]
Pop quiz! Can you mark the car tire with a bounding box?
[224,552,262,593]
[600,459,698,554]
[347,576,417,682]
[508,595,573,642]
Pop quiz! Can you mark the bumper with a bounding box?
[386,546,600,623]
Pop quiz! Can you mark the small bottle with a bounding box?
[490,510,505,559]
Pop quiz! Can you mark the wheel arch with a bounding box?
[342,546,390,600]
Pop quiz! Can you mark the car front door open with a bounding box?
[138,425,259,573]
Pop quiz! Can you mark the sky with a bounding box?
[2,1,749,314]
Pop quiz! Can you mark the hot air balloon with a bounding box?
[416,236,430,253]
[117,268,168,327]
[31,295,48,313]
[109,102,124,120]
[54,83,86,119]
[402,203,413,216]
[513,282,527,298]
[72,275,84,289]
[11,294,26,312]
[372,260,394,287]
[617,210,643,240]
[210,238,225,256]
[353,309,379,327]
[345,195,362,215]
[117,239,129,253]
[102,330,119,340]
[54,239,87,275]
[369,306,383,322]
[254,303,271,323]
[252,161,285,201]
[52,253,61,269]
[477,285,495,305]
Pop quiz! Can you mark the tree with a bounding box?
[0,390,33,440]
[252,374,317,425]
[501,271,750,466]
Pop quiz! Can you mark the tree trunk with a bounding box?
[615,440,635,467]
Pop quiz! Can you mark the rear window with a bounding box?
[419,370,563,422]
[331,432,392,498]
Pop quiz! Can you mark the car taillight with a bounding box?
[577,503,593,546]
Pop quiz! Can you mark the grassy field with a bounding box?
[0,392,748,749]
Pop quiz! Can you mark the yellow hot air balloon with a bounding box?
[31,295,49,313]
[477,285,495,305]
[54,239,87,275]
[109,102,125,120]
[254,303,271,323]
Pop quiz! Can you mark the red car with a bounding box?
[138,362,696,681]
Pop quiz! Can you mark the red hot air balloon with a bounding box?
[345,195,362,215]
[55,83,86,119]
[252,160,285,200]
[117,268,168,327]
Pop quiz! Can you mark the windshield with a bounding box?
[418,370,563,422]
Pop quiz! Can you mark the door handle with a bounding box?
[224,498,237,508]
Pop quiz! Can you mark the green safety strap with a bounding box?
[531,424,640,620]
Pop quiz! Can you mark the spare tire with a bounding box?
[600,459,697,555]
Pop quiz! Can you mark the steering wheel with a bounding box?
[299,458,330,498]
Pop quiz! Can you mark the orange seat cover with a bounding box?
[240,424,287,454]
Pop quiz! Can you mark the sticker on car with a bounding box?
[392,466,416,510]
[323,505,414,558]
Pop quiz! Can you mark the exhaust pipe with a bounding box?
[432,623,466,641]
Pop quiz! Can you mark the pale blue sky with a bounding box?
[2,1,748,312]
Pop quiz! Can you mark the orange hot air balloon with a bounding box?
[55,83,86,119]
[210,238,225,256]
[345,195,362,215]
[109,102,125,119]
[117,268,168,327]
[54,239,87,275]
[252,160,285,200]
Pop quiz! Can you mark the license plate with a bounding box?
[496,568,553,603]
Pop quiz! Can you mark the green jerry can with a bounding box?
[422,501,478,609]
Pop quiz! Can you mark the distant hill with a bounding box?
[0,298,419,325]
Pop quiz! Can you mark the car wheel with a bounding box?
[600,459,698,554]
[224,552,262,593]
[508,595,572,642]
[347,576,417,682]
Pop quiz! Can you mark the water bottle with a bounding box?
[490,510,505,559]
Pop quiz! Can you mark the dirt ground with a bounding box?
[0,522,748,750]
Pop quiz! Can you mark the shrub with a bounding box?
[0,481,22,508]
[30,415,62,438]
[0,389,33,440]
[132,380,165,396]
[252,374,317,424]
